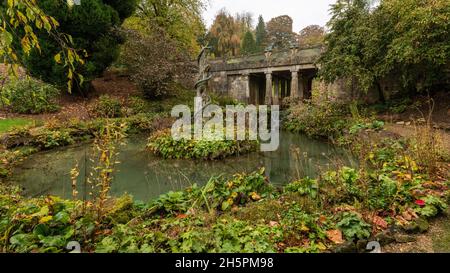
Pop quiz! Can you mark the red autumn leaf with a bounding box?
[415,199,426,207]
[176,214,188,219]
[326,229,344,244]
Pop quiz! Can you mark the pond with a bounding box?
[11,131,357,202]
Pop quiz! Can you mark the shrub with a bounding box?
[120,29,192,98]
[0,193,83,253]
[211,220,275,253]
[275,205,328,252]
[34,129,75,149]
[3,78,60,114]
[336,212,371,241]
[415,195,448,218]
[348,120,384,135]
[283,101,348,140]
[148,169,273,215]
[126,96,148,115]
[284,178,319,199]
[204,168,273,212]
[147,129,258,160]
[210,94,239,106]
[91,95,123,118]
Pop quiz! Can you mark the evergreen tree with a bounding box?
[255,15,267,51]
[19,0,137,93]
[241,31,257,55]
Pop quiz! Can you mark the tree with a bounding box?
[236,11,253,33]
[121,28,191,98]
[135,0,206,55]
[266,15,297,49]
[255,15,267,52]
[298,25,325,47]
[319,0,380,96]
[0,0,85,92]
[241,31,257,55]
[381,0,450,92]
[17,0,137,93]
[208,9,241,57]
[122,0,205,97]
[319,0,450,99]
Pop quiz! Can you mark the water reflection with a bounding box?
[12,131,356,202]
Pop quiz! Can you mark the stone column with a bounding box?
[220,71,227,94]
[287,79,292,97]
[298,73,305,99]
[290,70,299,98]
[273,77,279,105]
[242,73,250,103]
[265,71,273,105]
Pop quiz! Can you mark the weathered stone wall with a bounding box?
[227,75,249,101]
[209,71,228,95]
[312,75,406,104]
[312,78,380,104]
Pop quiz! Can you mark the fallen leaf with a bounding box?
[269,221,279,227]
[176,214,188,219]
[319,215,327,224]
[402,211,412,221]
[326,229,344,244]
[373,216,388,229]
[317,242,327,251]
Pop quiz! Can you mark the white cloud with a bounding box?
[202,0,336,32]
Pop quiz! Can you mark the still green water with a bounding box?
[12,131,356,202]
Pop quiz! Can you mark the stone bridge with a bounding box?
[208,46,323,105]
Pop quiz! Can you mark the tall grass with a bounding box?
[409,98,444,175]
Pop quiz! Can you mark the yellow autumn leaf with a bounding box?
[31,206,49,217]
[250,192,261,201]
[54,53,61,63]
[317,242,327,251]
[39,215,53,224]
[300,224,310,232]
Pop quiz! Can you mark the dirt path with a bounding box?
[383,210,450,253]
[385,123,450,153]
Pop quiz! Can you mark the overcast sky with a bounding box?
[202,0,337,32]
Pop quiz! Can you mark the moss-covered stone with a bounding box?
[404,218,430,234]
